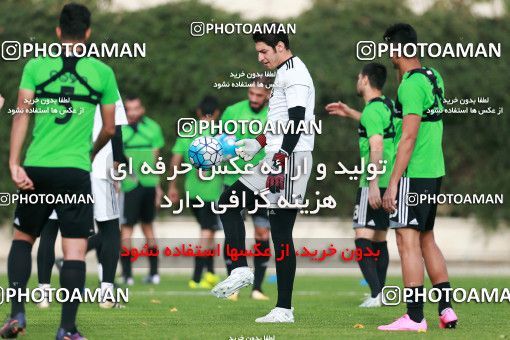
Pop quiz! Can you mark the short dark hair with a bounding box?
[252,23,289,50]
[59,3,91,40]
[383,23,417,45]
[198,95,219,116]
[124,94,141,102]
[361,63,387,90]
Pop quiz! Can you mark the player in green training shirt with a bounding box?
[379,23,458,332]
[119,95,165,286]
[220,77,272,301]
[167,96,223,290]
[2,4,117,340]
[326,63,393,308]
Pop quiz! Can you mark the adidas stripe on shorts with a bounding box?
[390,177,443,231]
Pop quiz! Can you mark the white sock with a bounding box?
[101,282,114,302]
[38,283,51,298]
[97,263,103,282]
[275,307,293,313]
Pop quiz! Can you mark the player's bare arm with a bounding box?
[91,103,116,160]
[325,101,361,121]
[368,134,383,209]
[167,153,183,204]
[9,89,35,190]
[154,148,163,207]
[382,114,421,212]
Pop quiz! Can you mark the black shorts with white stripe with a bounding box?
[390,177,443,231]
[352,187,389,230]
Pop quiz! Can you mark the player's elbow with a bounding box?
[103,125,116,138]
[401,132,417,147]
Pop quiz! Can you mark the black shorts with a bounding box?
[390,177,442,231]
[120,185,156,226]
[352,187,389,230]
[14,167,93,238]
[190,199,222,231]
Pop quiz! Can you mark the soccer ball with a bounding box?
[215,133,237,160]
[188,136,223,170]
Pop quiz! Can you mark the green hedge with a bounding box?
[0,0,508,226]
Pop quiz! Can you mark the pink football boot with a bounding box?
[378,314,427,332]
[439,308,458,329]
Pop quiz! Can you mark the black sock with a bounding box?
[37,219,59,284]
[205,250,214,273]
[87,233,101,253]
[192,257,206,282]
[253,239,270,292]
[219,181,255,270]
[223,244,233,275]
[406,285,425,323]
[120,251,132,279]
[433,281,452,315]
[148,246,158,276]
[372,241,389,288]
[8,240,33,317]
[97,219,120,284]
[270,209,297,309]
[60,260,86,331]
[355,238,381,298]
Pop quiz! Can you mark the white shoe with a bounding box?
[255,307,294,323]
[144,274,160,285]
[124,277,134,286]
[37,298,50,309]
[211,267,253,298]
[359,296,370,307]
[359,293,382,308]
[99,301,126,309]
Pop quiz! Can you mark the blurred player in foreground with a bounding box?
[36,94,127,309]
[1,4,118,339]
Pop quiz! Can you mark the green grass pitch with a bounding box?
[0,275,508,339]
